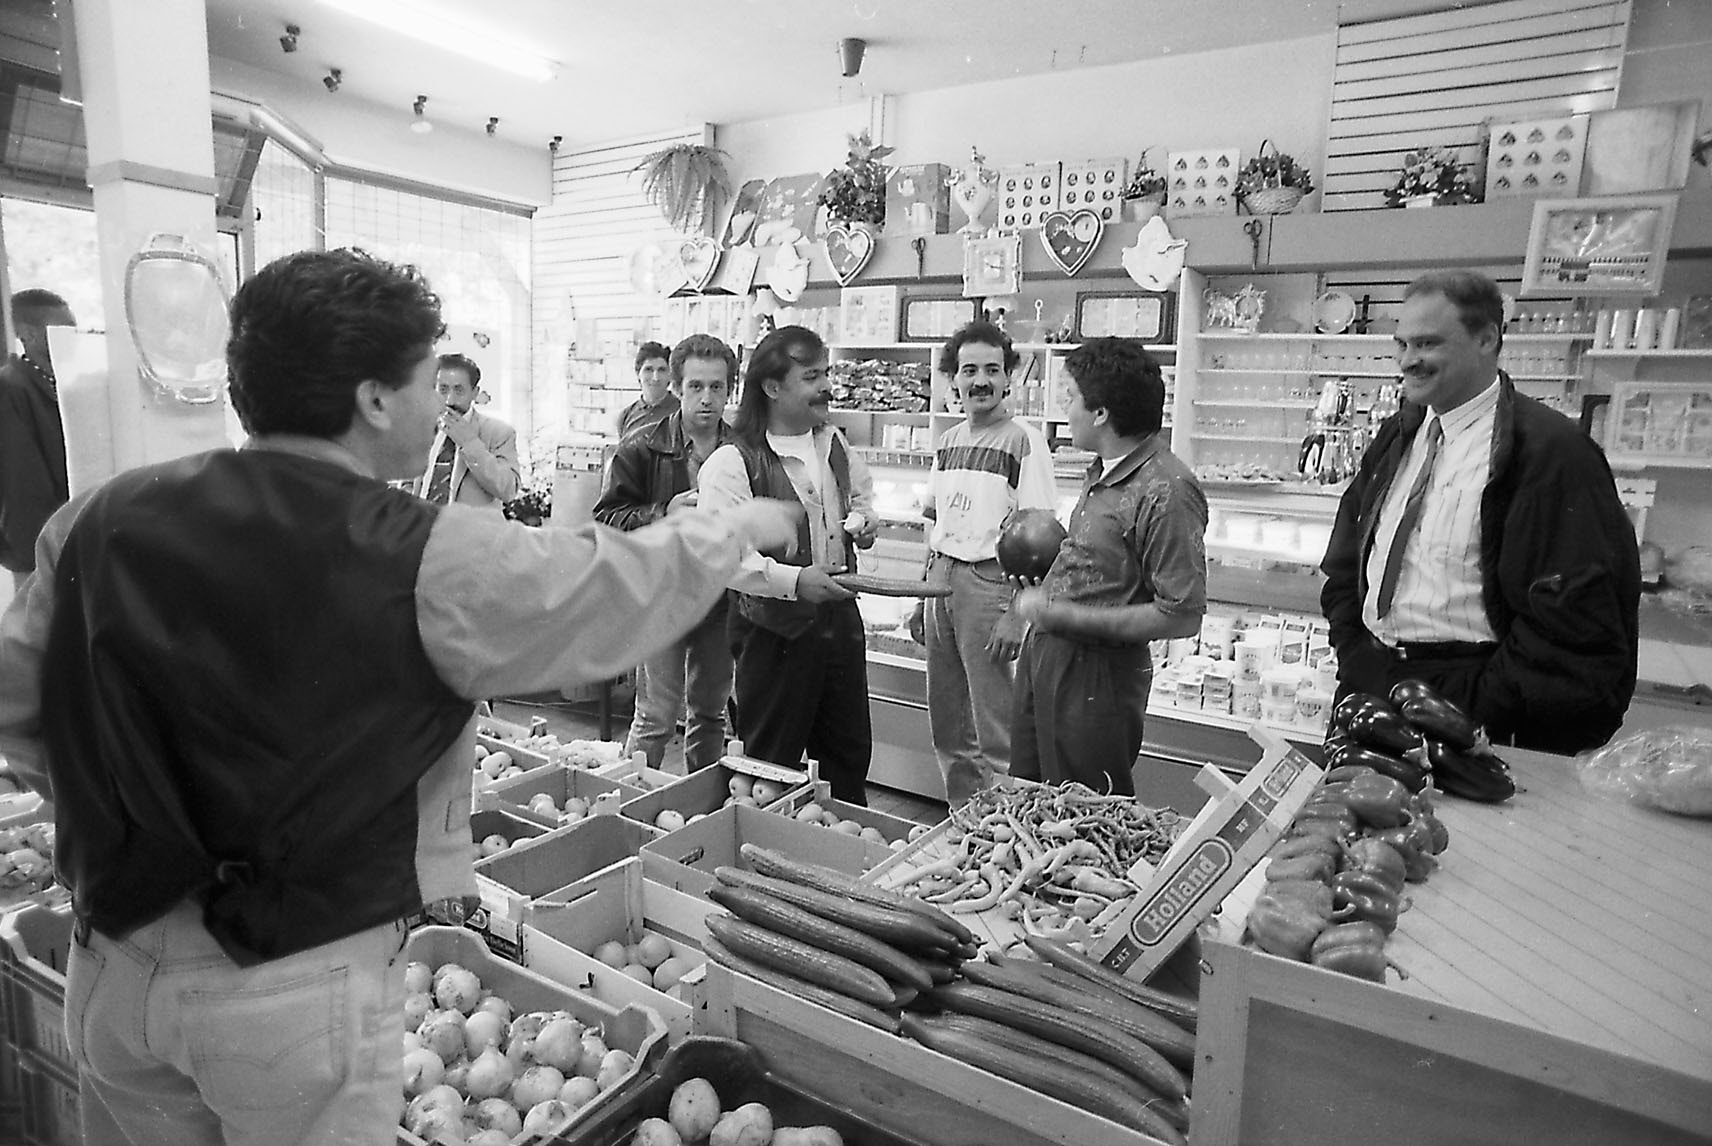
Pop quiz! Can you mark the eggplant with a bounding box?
[1346,705,1426,756]
[1387,678,1441,710]
[1331,692,1391,733]
[1424,738,1515,803]
[1325,741,1429,793]
[1400,695,1482,752]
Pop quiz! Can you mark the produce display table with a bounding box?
[1195,745,1712,1145]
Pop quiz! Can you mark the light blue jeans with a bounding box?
[625,597,734,771]
[925,555,1017,805]
[65,899,409,1146]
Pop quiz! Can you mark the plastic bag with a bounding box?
[1575,726,1712,817]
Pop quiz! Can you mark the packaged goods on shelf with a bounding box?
[828,357,932,412]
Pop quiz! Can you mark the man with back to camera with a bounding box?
[1011,337,1208,796]
[616,340,678,439]
[1321,269,1639,753]
[418,351,519,511]
[0,247,798,1146]
[0,289,76,584]
[698,325,881,804]
[594,333,741,771]
[907,320,1057,805]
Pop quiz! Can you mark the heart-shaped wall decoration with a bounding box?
[824,223,876,286]
[1039,209,1104,277]
[678,236,722,291]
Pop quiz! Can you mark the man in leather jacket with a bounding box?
[1321,270,1639,753]
[0,249,797,1146]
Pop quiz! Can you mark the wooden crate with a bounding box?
[697,959,1170,1146]
[1192,745,1712,1145]
[640,804,892,899]
[770,778,927,847]
[473,814,662,940]
[618,758,808,833]
[481,765,643,829]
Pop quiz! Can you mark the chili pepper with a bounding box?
[1310,920,1396,982]
[1372,820,1438,882]
[1325,741,1428,792]
[1424,739,1516,803]
[1346,705,1425,756]
[1341,838,1409,896]
[1270,832,1342,864]
[1331,869,1403,932]
[1337,771,1413,829]
[1266,850,1336,884]
[1248,880,1347,962]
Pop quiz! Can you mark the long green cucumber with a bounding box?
[704,913,897,1007]
[707,883,933,991]
[702,934,900,1034]
[965,957,1196,1071]
[738,843,975,944]
[712,865,952,954]
[1022,934,1200,1030]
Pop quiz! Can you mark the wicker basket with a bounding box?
[1243,185,1304,215]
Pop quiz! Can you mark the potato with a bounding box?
[668,1077,721,1142]
[633,1117,683,1146]
[709,1102,773,1146]
[772,1129,844,1146]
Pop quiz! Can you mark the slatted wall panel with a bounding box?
[529,125,710,436]
[1323,0,1630,211]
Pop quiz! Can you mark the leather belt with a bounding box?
[1385,639,1497,662]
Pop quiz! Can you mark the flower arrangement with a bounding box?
[503,486,552,527]
[1122,149,1168,202]
[1384,146,1480,207]
[1235,146,1315,202]
[818,129,894,226]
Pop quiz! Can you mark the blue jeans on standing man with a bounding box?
[925,554,1017,805]
[625,595,733,770]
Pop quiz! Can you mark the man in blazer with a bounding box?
[420,353,519,511]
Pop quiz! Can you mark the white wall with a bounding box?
[208,58,551,207]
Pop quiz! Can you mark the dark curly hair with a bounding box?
[733,325,825,446]
[1062,337,1165,439]
[634,341,671,373]
[227,248,442,437]
[671,333,738,387]
[937,320,1019,376]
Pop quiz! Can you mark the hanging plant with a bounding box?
[818,129,894,226]
[633,143,734,233]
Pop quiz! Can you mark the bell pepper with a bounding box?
[1292,800,1358,837]
[1346,705,1425,756]
[1373,820,1438,882]
[1248,880,1348,962]
[1337,771,1413,829]
[1331,869,1404,932]
[1341,838,1409,896]
[1270,832,1342,864]
[1323,764,1378,785]
[1266,849,1336,885]
[1287,816,1349,844]
[1310,920,1396,983]
[1325,741,1429,793]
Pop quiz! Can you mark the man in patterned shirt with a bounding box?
[1012,338,1207,795]
[910,321,1056,804]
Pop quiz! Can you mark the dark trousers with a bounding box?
[1012,632,1152,797]
[731,599,872,804]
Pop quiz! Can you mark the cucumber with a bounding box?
[708,883,933,991]
[901,1014,1187,1145]
[702,934,900,1033]
[713,866,953,954]
[929,981,1186,1102]
[965,958,1197,1071]
[738,844,975,944]
[1022,934,1200,1030]
[705,914,896,1007]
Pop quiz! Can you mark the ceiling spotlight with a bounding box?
[410,94,433,134]
[486,116,499,136]
[280,23,300,53]
[549,135,562,154]
[839,37,866,78]
[322,68,342,93]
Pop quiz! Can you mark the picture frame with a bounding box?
[1520,194,1678,296]
[902,296,979,341]
[962,233,1023,299]
[1074,290,1177,343]
[838,285,900,345]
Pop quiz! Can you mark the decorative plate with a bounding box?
[1314,290,1357,334]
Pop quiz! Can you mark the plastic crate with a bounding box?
[571,1035,927,1146]
[0,904,76,1146]
[397,926,667,1146]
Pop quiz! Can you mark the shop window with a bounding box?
[0,196,100,333]
[251,140,320,270]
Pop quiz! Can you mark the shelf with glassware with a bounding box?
[1583,349,1712,472]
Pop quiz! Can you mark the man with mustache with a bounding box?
[908,321,1056,805]
[698,326,879,803]
[1321,269,1639,753]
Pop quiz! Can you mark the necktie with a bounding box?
[425,434,458,505]
[1375,417,1443,619]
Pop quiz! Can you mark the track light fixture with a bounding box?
[322,68,342,93]
[549,135,562,154]
[410,94,433,135]
[280,23,300,53]
[487,117,499,136]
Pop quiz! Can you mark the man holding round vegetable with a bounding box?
[1010,338,1208,795]
[1320,269,1639,753]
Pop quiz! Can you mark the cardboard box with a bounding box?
[522,858,716,1042]
[481,764,643,829]
[770,779,926,847]
[640,803,892,899]
[1090,728,1321,980]
[469,808,550,857]
[884,163,950,237]
[618,755,807,832]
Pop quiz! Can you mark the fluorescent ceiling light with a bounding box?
[317,0,559,82]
